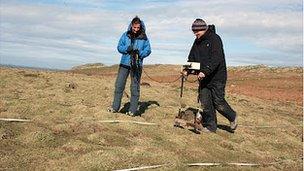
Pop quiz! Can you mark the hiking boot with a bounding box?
[107,107,117,113]
[126,111,135,117]
[201,127,216,133]
[230,115,238,131]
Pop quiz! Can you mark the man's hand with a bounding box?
[198,72,205,80]
[181,70,188,76]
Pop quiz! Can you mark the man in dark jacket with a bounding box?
[185,18,237,133]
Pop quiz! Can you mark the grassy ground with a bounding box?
[0,65,302,170]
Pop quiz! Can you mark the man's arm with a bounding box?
[187,42,195,62]
[117,33,130,54]
[139,39,151,58]
[182,42,196,76]
[200,34,224,76]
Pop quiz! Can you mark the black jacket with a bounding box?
[188,29,227,88]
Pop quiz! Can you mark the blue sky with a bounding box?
[0,0,303,69]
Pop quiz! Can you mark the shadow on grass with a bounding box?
[173,106,235,134]
[176,125,234,134]
[217,124,235,133]
[119,100,160,116]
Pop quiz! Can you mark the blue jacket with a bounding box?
[117,20,151,67]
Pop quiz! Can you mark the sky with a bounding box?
[0,0,303,70]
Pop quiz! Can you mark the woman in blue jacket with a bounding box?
[108,16,151,116]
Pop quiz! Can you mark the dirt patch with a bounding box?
[228,69,302,105]
[136,66,303,105]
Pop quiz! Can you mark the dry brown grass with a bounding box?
[0,65,302,170]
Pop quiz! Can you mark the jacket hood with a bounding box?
[127,20,146,32]
[127,19,147,40]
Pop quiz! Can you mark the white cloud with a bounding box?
[0,0,302,69]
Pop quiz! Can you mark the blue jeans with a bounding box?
[112,66,142,114]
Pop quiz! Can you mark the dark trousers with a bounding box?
[200,83,236,131]
[112,66,142,114]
